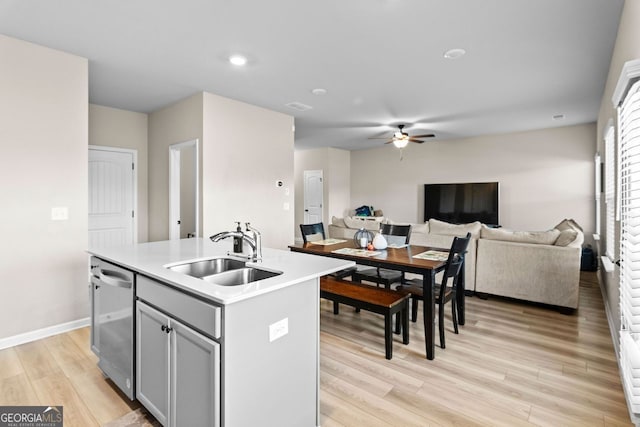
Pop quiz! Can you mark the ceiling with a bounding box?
[0,0,624,150]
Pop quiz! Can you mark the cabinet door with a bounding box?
[136,302,170,426]
[171,320,220,427]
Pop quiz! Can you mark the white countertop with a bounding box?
[88,238,354,305]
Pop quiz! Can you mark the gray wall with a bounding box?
[350,123,596,236]
[202,92,294,249]
[148,93,204,242]
[89,104,149,243]
[0,34,89,340]
[294,147,351,240]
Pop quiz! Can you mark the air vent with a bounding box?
[285,102,313,112]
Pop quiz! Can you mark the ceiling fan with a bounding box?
[369,124,435,148]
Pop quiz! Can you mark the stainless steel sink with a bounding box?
[202,267,282,286]
[167,257,246,278]
[166,257,281,286]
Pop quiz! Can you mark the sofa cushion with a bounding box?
[481,225,560,245]
[429,219,481,238]
[554,229,579,247]
[331,216,346,228]
[555,218,583,233]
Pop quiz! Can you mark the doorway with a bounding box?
[88,146,137,247]
[169,139,200,239]
[303,170,323,224]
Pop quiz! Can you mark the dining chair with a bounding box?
[299,222,356,280]
[396,232,471,349]
[352,224,412,289]
[299,222,326,244]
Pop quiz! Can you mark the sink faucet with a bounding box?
[210,223,262,262]
[244,223,262,262]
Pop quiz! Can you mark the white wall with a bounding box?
[0,35,88,340]
[294,147,351,239]
[351,123,596,234]
[148,93,203,241]
[327,148,351,219]
[89,104,149,242]
[596,0,640,343]
[203,92,294,249]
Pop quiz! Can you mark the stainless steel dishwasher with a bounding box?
[90,256,135,400]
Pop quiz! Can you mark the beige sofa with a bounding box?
[327,217,584,311]
[474,219,583,310]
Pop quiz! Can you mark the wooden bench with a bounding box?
[319,276,410,359]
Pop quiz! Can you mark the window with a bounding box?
[618,78,640,414]
[605,125,616,259]
[595,152,602,236]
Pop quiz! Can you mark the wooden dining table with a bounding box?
[289,240,460,360]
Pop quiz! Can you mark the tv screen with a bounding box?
[424,182,499,225]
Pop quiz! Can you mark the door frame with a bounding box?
[303,170,323,225]
[88,145,138,244]
[169,139,200,240]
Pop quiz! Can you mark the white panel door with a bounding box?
[303,170,323,224]
[89,148,134,247]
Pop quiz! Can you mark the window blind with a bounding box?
[605,125,616,259]
[618,79,640,413]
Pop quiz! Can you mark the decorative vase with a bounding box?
[372,232,388,250]
[353,228,373,248]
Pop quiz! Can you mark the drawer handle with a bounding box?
[161,325,173,334]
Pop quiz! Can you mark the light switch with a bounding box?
[51,207,69,221]
[269,318,288,342]
[283,202,290,211]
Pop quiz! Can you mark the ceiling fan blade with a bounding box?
[410,139,425,144]
[410,134,435,138]
[384,141,394,144]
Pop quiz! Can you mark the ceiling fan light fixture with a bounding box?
[443,48,466,60]
[229,54,248,66]
[393,138,409,149]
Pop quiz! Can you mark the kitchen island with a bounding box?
[88,238,354,427]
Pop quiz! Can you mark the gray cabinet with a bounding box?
[136,302,169,425]
[136,301,220,427]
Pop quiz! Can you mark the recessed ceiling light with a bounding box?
[553,114,565,120]
[443,48,466,59]
[311,88,327,96]
[229,55,247,66]
[285,101,313,112]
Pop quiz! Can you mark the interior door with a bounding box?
[89,148,135,247]
[303,170,323,224]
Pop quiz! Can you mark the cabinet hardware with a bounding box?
[161,324,173,333]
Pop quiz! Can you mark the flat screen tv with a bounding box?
[424,182,499,225]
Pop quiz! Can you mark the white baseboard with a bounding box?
[0,317,90,351]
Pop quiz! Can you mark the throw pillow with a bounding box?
[554,229,579,246]
[412,222,429,235]
[554,218,583,232]
[481,225,560,245]
[429,218,481,238]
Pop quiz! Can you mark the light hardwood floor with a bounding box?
[0,271,631,426]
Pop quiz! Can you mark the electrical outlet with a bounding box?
[269,318,288,342]
[51,207,69,221]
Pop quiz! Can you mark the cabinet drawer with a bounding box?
[137,275,221,339]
